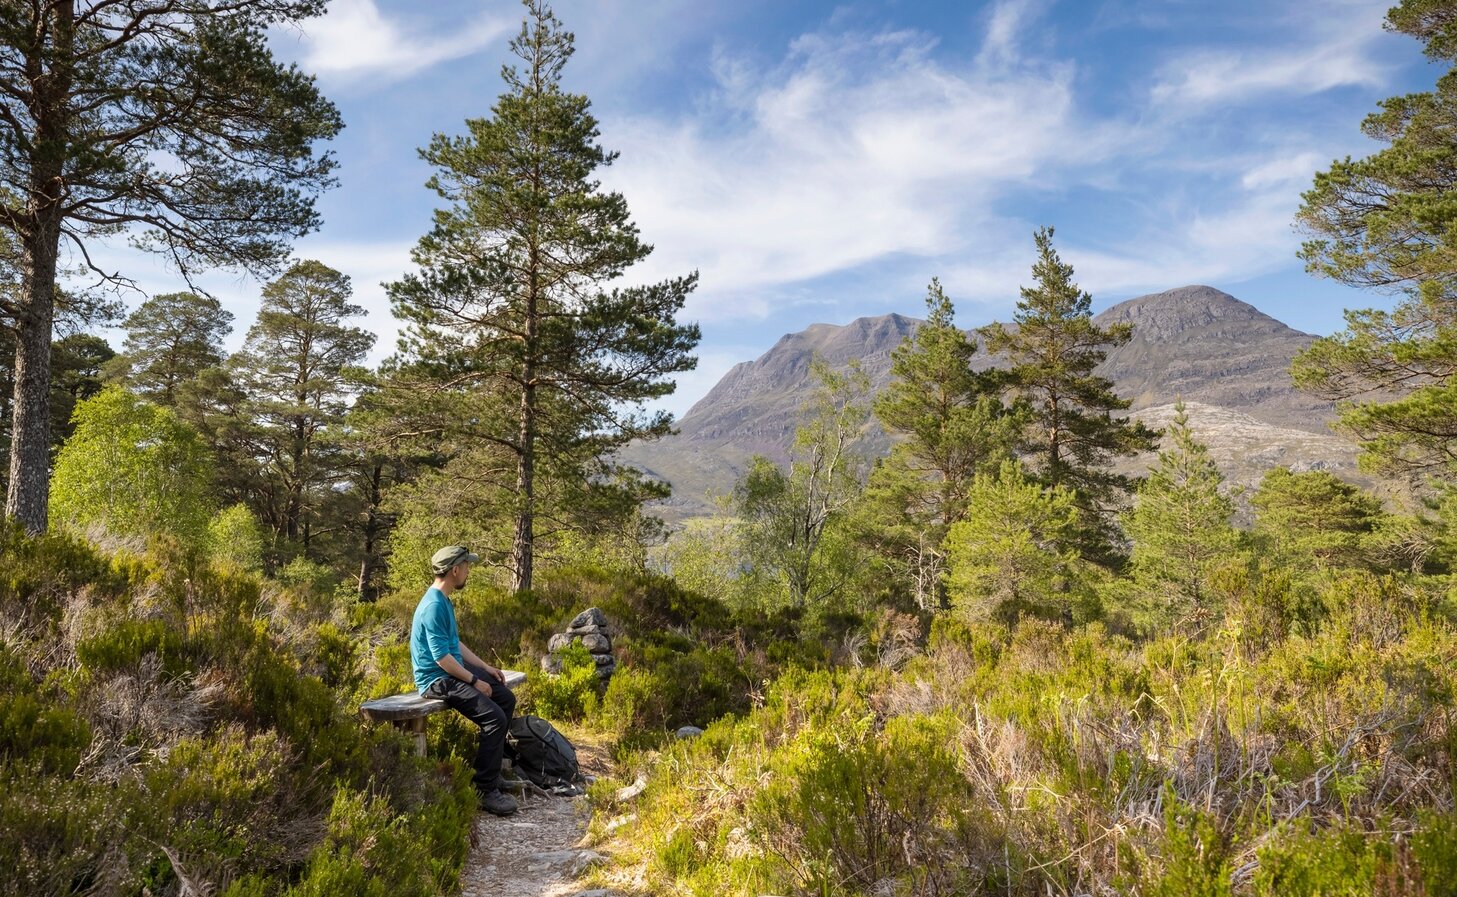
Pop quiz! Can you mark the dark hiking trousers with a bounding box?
[423,658,517,794]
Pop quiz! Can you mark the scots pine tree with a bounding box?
[0,1,340,533]
[860,278,1019,608]
[48,333,114,452]
[1123,402,1239,627]
[945,460,1083,624]
[230,260,373,552]
[1252,468,1385,570]
[1293,3,1457,481]
[109,293,234,405]
[981,227,1158,559]
[386,1,699,591]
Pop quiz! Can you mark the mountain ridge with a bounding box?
[625,284,1356,520]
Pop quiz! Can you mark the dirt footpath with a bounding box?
[460,792,607,897]
[460,734,616,897]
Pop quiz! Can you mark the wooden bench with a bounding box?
[360,670,526,756]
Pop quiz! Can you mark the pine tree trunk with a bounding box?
[7,1,75,534]
[512,336,538,591]
[286,417,305,542]
[5,231,58,533]
[357,462,383,601]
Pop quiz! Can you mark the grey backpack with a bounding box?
[506,715,584,795]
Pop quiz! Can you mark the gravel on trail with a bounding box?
[460,791,610,897]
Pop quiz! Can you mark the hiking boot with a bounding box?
[478,788,518,817]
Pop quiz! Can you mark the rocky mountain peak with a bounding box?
[1094,284,1303,343]
[681,312,917,423]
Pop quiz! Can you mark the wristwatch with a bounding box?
[467,673,478,685]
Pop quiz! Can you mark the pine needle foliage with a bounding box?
[384,0,699,591]
[109,293,234,407]
[981,227,1158,561]
[861,279,1020,608]
[1294,0,1457,480]
[1123,402,1240,629]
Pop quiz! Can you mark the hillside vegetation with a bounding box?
[10,1,1457,896]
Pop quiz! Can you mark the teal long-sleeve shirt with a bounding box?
[410,587,463,692]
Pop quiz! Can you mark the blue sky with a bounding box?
[87,0,1443,418]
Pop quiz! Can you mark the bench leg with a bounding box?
[390,718,428,757]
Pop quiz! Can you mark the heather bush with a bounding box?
[0,530,474,897]
[590,580,1457,897]
[595,643,759,749]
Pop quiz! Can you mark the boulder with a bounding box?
[540,654,564,674]
[676,726,704,739]
[547,633,572,653]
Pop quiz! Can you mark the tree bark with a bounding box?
[5,237,57,532]
[358,461,383,601]
[511,308,537,592]
[5,1,72,533]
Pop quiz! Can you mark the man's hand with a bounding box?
[481,663,506,684]
[473,677,493,695]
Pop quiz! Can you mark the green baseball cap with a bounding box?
[431,545,480,575]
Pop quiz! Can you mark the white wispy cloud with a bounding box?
[601,16,1126,322]
[1149,2,1390,106]
[940,148,1326,307]
[1241,151,1325,190]
[978,0,1045,68]
[281,0,511,82]
[592,0,1404,337]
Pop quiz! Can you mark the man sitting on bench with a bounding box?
[411,545,519,817]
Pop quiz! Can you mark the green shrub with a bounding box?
[597,645,757,747]
[531,642,599,721]
[1252,824,1381,897]
[747,710,996,894]
[208,504,265,572]
[0,521,124,620]
[0,694,90,776]
[136,727,301,884]
[289,785,471,897]
[310,622,363,693]
[1149,796,1232,897]
[76,617,187,678]
[277,557,340,623]
[0,772,135,896]
[0,526,482,897]
[1412,813,1457,897]
[233,636,367,776]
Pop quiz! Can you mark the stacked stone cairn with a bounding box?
[542,607,617,681]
